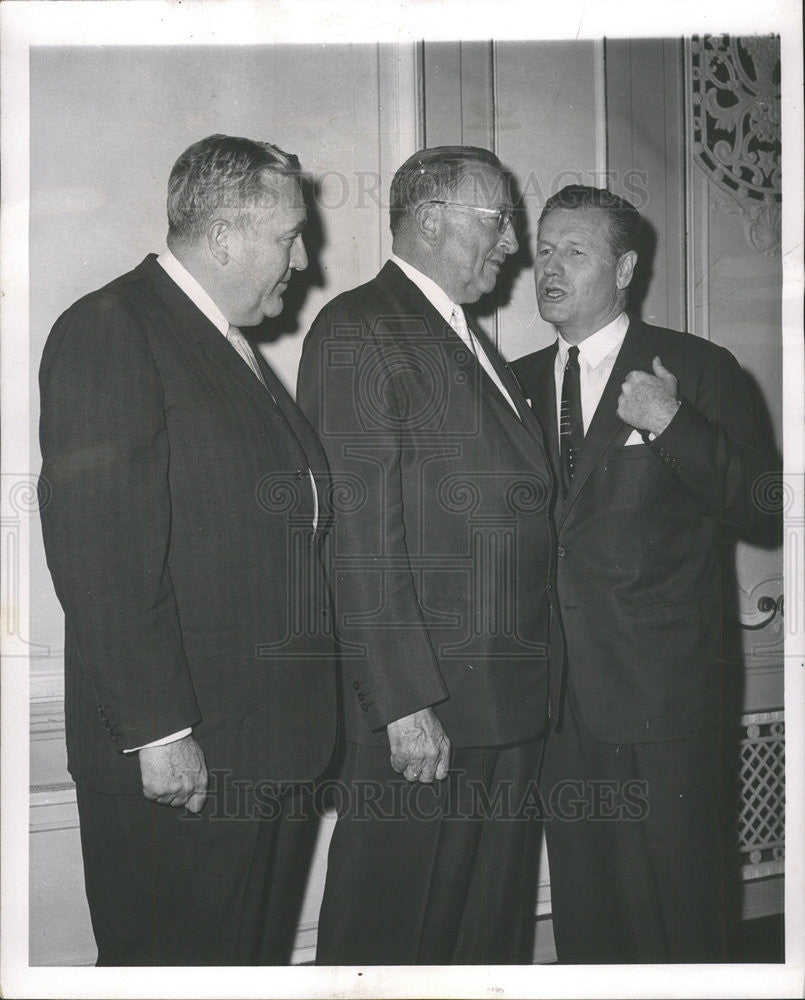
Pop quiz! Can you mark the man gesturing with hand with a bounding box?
[512,184,773,963]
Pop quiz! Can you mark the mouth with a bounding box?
[540,285,566,302]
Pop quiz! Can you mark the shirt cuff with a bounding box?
[123,727,192,753]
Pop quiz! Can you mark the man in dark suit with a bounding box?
[38,134,337,965]
[297,146,554,964]
[511,185,772,963]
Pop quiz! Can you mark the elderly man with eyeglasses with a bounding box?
[298,146,556,964]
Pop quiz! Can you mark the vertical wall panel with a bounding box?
[422,41,494,150]
[605,38,687,331]
[493,40,603,362]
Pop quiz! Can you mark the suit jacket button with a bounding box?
[361,703,369,712]
[557,546,566,557]
[294,469,305,480]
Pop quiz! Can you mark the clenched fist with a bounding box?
[618,356,680,436]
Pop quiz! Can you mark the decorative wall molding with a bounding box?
[30,662,65,702]
[689,35,781,255]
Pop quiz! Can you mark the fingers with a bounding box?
[389,737,451,783]
[406,758,430,783]
[389,752,407,775]
[139,736,208,810]
[392,748,437,783]
[143,770,208,809]
[435,735,451,781]
[652,355,668,376]
[387,708,451,783]
[185,786,208,814]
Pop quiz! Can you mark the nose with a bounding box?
[541,251,562,276]
[291,234,308,272]
[500,219,519,255]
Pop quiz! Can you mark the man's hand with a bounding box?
[139,734,208,813]
[617,356,681,436]
[387,707,451,783]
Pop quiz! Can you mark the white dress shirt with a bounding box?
[390,255,520,417]
[553,311,630,442]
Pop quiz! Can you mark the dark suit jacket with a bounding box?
[297,261,555,749]
[39,255,337,794]
[511,318,773,744]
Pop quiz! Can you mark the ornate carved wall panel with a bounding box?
[690,35,781,255]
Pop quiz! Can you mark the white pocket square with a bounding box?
[624,428,645,446]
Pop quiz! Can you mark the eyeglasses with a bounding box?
[426,201,514,234]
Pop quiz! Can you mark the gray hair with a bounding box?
[389,145,504,236]
[167,133,301,244]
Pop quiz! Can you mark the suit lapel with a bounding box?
[379,264,549,472]
[143,255,283,419]
[557,321,653,527]
[142,255,329,529]
[467,315,547,450]
[199,332,285,418]
[513,345,560,481]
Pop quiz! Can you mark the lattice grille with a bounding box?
[738,711,784,879]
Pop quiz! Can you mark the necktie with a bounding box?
[559,345,583,495]
[449,307,521,419]
[227,324,268,389]
[450,306,474,351]
[227,325,319,529]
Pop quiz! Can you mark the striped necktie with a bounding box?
[227,324,268,389]
[449,307,520,419]
[559,344,583,494]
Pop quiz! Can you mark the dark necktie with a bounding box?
[559,345,583,495]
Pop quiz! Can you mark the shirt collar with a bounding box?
[390,254,458,326]
[156,248,230,337]
[556,311,629,369]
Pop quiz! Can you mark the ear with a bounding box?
[615,250,637,290]
[207,219,231,264]
[413,202,441,247]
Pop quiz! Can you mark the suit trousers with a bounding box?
[76,779,315,965]
[316,738,542,965]
[540,678,726,963]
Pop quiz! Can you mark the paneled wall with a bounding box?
[26,38,783,966]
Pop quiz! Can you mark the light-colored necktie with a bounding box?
[227,324,268,389]
[449,306,520,418]
[227,325,318,529]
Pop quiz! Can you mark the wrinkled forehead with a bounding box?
[456,163,510,208]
